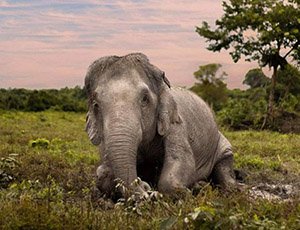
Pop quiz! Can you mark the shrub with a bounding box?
[0,154,19,188]
[29,138,50,149]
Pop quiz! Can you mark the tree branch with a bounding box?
[284,41,300,59]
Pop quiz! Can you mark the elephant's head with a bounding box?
[84,53,181,192]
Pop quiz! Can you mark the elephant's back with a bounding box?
[171,87,217,130]
[171,87,221,180]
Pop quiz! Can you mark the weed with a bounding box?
[29,138,50,149]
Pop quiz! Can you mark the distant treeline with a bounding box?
[1,63,300,133]
[0,86,87,112]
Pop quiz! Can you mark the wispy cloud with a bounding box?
[0,0,257,89]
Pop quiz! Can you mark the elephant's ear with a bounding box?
[85,110,101,145]
[157,74,181,136]
[84,56,119,145]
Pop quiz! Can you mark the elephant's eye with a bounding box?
[141,94,149,107]
[93,101,99,110]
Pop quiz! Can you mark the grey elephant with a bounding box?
[85,53,236,198]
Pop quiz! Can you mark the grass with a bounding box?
[0,110,299,229]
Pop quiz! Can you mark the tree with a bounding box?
[277,65,300,98]
[194,63,227,84]
[196,0,300,128]
[191,63,228,111]
[276,65,300,112]
[243,68,270,88]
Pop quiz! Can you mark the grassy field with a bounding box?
[0,111,299,229]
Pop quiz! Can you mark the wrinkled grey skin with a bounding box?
[85,53,236,198]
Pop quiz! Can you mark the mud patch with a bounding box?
[249,183,299,201]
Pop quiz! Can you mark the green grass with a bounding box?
[0,111,299,229]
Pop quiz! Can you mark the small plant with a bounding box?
[184,204,217,229]
[115,178,164,215]
[7,176,64,207]
[29,138,50,148]
[0,153,19,188]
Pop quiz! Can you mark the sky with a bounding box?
[0,0,259,89]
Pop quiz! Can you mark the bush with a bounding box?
[0,154,19,188]
[29,138,50,149]
[217,98,267,129]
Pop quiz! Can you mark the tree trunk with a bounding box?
[261,66,278,129]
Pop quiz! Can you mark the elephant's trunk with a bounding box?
[104,115,142,188]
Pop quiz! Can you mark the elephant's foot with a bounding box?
[191,180,211,195]
[96,164,154,201]
[211,155,237,191]
[157,177,192,199]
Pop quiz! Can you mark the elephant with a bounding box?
[84,53,236,199]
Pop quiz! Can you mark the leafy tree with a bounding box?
[194,63,227,84]
[277,65,300,98]
[196,0,300,128]
[218,87,268,129]
[243,68,270,88]
[218,97,267,129]
[191,63,228,111]
[27,90,50,111]
[276,65,300,112]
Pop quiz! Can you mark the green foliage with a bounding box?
[275,65,300,112]
[0,154,19,189]
[196,0,300,65]
[243,68,270,88]
[277,65,300,94]
[191,82,228,111]
[196,0,300,127]
[234,153,282,171]
[225,130,300,175]
[279,94,299,113]
[217,89,267,129]
[0,86,87,112]
[191,63,228,111]
[184,196,293,229]
[190,64,300,131]
[186,204,217,228]
[29,138,50,149]
[216,65,300,130]
[7,176,64,203]
[193,63,227,84]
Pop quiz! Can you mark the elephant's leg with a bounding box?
[211,154,236,189]
[158,129,196,195]
[211,133,236,189]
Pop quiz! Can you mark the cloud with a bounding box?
[0,0,259,89]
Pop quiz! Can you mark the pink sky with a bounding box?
[0,0,260,89]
